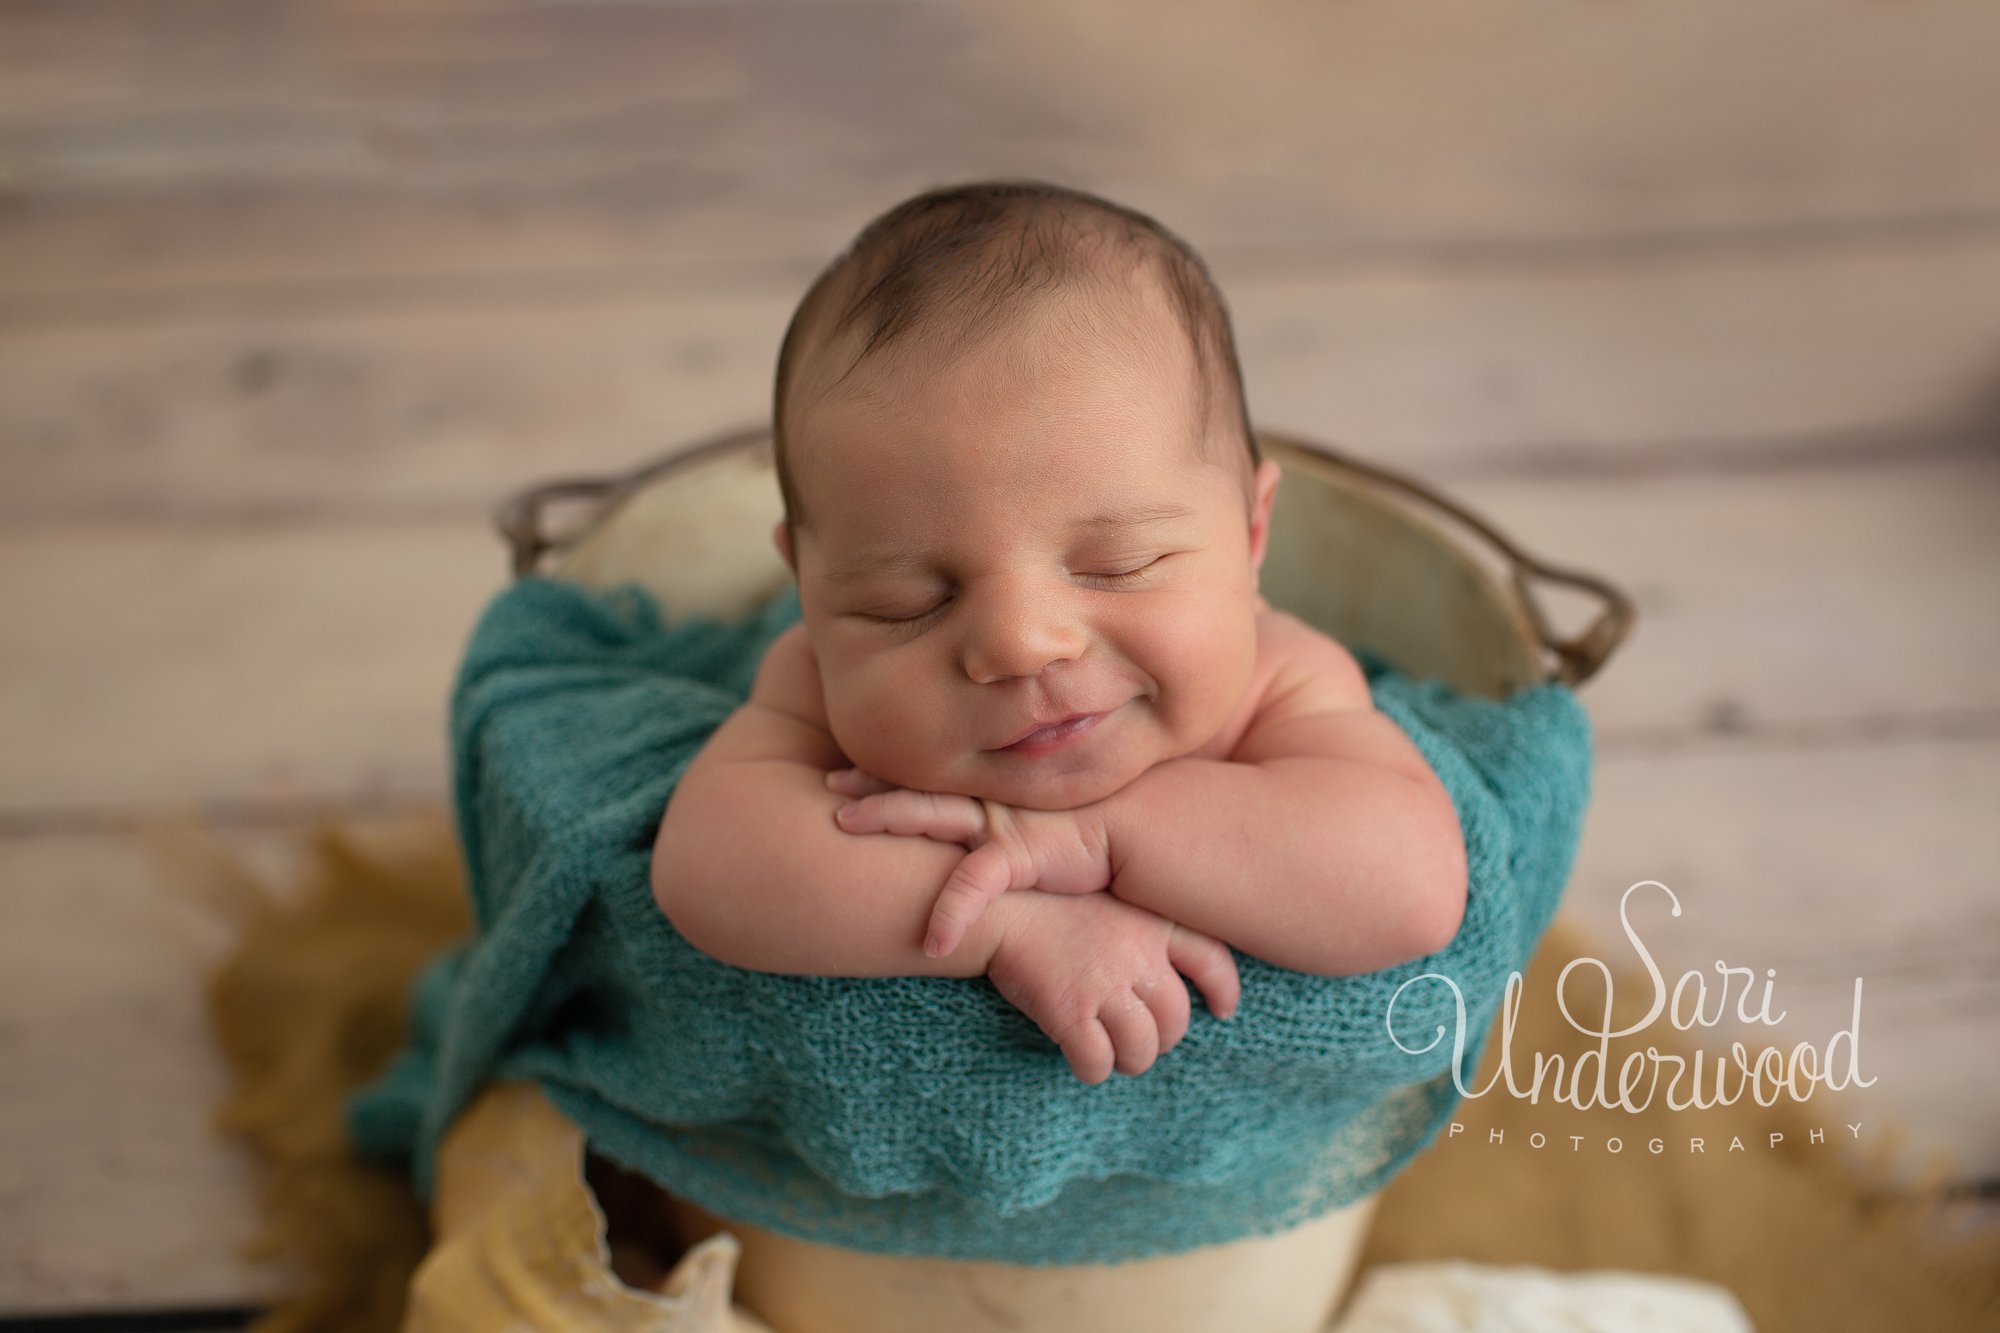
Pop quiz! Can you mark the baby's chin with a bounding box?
[850,754,1136,811]
[953,752,1149,812]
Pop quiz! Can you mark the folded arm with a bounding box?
[652,622,1029,978]
[1099,630,1468,977]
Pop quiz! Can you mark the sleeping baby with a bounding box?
[650,180,1468,1085]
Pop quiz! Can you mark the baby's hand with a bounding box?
[985,890,1239,1084]
[825,767,1113,959]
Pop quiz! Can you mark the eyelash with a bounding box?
[867,561,1163,627]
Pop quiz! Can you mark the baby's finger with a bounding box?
[823,767,895,796]
[1058,1019,1116,1087]
[1165,925,1241,1022]
[835,790,986,844]
[1099,989,1160,1077]
[1139,970,1192,1055]
[924,843,1009,957]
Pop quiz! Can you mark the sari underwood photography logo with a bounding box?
[1387,880,1877,1156]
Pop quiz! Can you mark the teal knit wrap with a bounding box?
[348,576,1593,1264]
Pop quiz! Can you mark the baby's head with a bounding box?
[769,180,1282,811]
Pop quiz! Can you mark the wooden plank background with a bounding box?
[2,0,1995,1320]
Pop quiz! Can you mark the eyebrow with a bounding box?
[819,500,1198,585]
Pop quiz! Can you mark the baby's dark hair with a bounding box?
[771,179,1260,549]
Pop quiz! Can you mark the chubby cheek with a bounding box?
[820,660,952,790]
[1134,597,1256,744]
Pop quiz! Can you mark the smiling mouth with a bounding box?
[993,710,1109,754]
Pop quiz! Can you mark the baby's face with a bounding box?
[776,295,1279,811]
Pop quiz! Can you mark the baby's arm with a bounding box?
[652,626,1239,1080]
[651,623,1004,978]
[1100,629,1468,977]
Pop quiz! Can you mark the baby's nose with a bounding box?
[961,585,1088,683]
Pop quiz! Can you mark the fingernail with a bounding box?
[922,933,942,958]
[835,803,856,820]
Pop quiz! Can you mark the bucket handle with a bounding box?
[495,424,1635,688]
[1261,431,1635,687]
[495,423,771,574]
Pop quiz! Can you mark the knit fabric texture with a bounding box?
[347,575,1594,1265]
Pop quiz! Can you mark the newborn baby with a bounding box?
[652,181,1467,1085]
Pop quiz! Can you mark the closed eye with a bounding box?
[864,557,1167,629]
[1077,558,1163,589]
[865,602,952,628]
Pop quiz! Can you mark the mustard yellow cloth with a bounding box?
[407,1080,773,1333]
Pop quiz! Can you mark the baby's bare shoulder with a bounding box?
[1250,605,1373,724]
[1226,608,1431,776]
[752,622,833,731]
[678,625,846,774]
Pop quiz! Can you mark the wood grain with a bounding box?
[4,0,1997,303]
[0,518,504,819]
[5,241,1999,520]
[0,829,295,1313]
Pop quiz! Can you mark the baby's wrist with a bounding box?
[971,889,1049,975]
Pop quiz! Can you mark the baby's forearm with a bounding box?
[1097,755,1467,975]
[654,752,1015,979]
